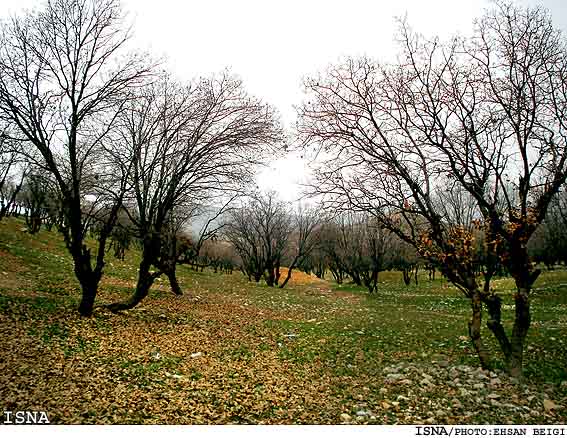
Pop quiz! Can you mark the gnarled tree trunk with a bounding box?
[106,257,158,312]
[468,290,491,369]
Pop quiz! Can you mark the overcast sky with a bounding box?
[3,0,566,202]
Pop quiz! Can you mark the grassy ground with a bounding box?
[0,217,566,424]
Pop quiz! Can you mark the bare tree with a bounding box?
[317,221,347,284]
[317,214,392,293]
[0,0,151,316]
[279,205,321,288]
[0,132,27,220]
[19,171,48,233]
[157,197,236,295]
[226,204,266,282]
[226,192,292,286]
[298,2,567,375]
[389,236,420,286]
[105,74,281,311]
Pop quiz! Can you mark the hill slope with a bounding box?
[0,217,566,424]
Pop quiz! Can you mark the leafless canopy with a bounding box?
[299,2,567,284]
[298,1,567,376]
[104,72,282,311]
[0,0,152,315]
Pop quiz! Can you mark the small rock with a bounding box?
[451,398,463,409]
[560,381,567,389]
[489,371,498,378]
[425,417,436,424]
[356,410,371,417]
[420,379,433,387]
[384,373,404,383]
[473,383,485,390]
[487,393,500,399]
[340,413,352,422]
[381,401,391,409]
[527,395,536,402]
[190,352,203,359]
[379,388,388,395]
[543,399,557,412]
[399,379,413,385]
[459,388,470,397]
[490,378,502,386]
[438,360,449,368]
[397,395,410,402]
[435,410,446,418]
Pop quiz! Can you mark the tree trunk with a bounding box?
[351,271,361,286]
[280,256,300,289]
[264,260,275,286]
[265,270,275,286]
[279,268,293,288]
[508,288,531,377]
[67,220,101,317]
[483,293,512,368]
[77,278,98,317]
[402,268,411,286]
[372,269,379,293]
[275,263,281,286]
[160,235,183,296]
[165,265,183,296]
[468,290,491,369]
[72,254,100,317]
[107,258,156,312]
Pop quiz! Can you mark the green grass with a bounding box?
[0,216,566,424]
